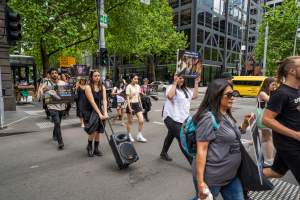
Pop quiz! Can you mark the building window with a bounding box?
[227,38,232,50]
[183,28,191,44]
[213,17,219,31]
[169,0,179,8]
[204,47,211,60]
[205,31,211,45]
[219,36,225,48]
[180,8,192,26]
[212,48,218,61]
[228,23,232,36]
[198,11,205,26]
[220,20,225,33]
[181,0,192,6]
[197,29,204,44]
[205,12,212,28]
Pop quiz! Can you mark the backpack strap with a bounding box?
[208,111,219,130]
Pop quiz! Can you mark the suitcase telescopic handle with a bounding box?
[99,115,115,142]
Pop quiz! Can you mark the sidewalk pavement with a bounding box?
[0,102,80,136]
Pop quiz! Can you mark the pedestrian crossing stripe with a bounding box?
[248,178,300,200]
[36,118,79,129]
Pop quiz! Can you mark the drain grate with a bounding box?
[248,178,300,200]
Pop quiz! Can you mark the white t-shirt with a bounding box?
[113,87,125,103]
[163,85,193,123]
[126,84,141,103]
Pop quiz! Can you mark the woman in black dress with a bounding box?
[84,70,109,157]
[75,77,87,128]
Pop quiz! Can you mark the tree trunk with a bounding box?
[146,54,156,82]
[40,39,50,76]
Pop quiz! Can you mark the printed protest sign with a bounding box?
[72,65,90,77]
[249,114,264,185]
[44,85,74,104]
[176,50,202,78]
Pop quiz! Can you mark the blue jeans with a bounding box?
[192,177,244,200]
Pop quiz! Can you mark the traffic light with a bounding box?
[100,48,109,66]
[5,7,22,44]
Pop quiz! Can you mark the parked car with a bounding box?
[150,81,169,92]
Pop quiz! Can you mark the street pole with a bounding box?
[96,0,106,79]
[238,0,245,76]
[293,17,299,56]
[0,67,5,129]
[263,23,269,75]
[223,0,229,74]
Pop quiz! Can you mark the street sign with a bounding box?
[59,57,76,67]
[99,14,108,28]
[140,0,150,5]
[297,28,300,38]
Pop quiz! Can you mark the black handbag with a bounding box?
[237,135,274,191]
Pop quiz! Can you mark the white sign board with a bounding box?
[141,0,150,5]
[249,114,264,185]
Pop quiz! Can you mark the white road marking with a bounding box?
[36,118,79,129]
[152,121,164,126]
[249,178,300,200]
[5,116,31,127]
[29,165,39,169]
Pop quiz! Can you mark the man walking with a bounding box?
[263,56,300,183]
[41,68,66,150]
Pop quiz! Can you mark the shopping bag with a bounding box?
[238,143,274,191]
[255,108,267,129]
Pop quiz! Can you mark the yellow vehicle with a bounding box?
[232,76,267,97]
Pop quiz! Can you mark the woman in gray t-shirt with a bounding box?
[192,79,251,200]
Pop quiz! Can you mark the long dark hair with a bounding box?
[176,74,190,98]
[193,79,236,123]
[116,79,125,89]
[259,77,275,94]
[277,56,300,84]
[89,70,103,92]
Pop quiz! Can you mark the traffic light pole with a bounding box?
[0,67,5,129]
[96,0,106,78]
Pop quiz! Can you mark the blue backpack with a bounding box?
[180,112,219,157]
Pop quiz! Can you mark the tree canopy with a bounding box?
[255,0,300,75]
[8,0,186,77]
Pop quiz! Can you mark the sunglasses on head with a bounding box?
[224,92,234,98]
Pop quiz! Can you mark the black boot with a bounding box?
[86,140,94,157]
[94,141,103,156]
[58,141,64,150]
[160,152,173,161]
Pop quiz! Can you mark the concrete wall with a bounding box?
[0,0,16,111]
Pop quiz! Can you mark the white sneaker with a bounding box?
[136,133,147,143]
[129,134,135,142]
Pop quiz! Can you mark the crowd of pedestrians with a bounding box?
[36,55,300,200]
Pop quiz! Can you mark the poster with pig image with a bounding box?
[176,50,202,78]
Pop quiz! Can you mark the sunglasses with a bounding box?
[224,92,234,98]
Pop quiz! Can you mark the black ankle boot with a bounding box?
[87,141,94,157]
[94,141,103,156]
[143,112,149,122]
[160,152,172,161]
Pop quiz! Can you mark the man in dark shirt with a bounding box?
[263,56,300,184]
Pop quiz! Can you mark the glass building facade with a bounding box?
[170,0,264,69]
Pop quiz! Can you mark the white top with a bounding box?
[113,87,125,103]
[163,85,193,123]
[126,84,141,103]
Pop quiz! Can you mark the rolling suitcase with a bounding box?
[103,119,139,169]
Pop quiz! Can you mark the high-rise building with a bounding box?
[170,0,264,70]
[265,0,283,8]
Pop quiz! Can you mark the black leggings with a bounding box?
[161,116,193,164]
